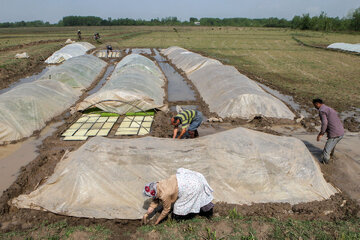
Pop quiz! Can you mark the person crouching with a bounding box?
[142,168,214,225]
[171,109,203,139]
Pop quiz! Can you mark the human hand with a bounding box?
[317,134,323,142]
[142,214,149,225]
[147,207,154,214]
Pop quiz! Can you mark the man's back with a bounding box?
[319,104,344,138]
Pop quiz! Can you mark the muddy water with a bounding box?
[87,64,115,95]
[0,121,63,194]
[158,62,196,102]
[0,66,52,94]
[153,49,167,62]
[257,83,310,117]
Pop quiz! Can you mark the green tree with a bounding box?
[350,7,360,31]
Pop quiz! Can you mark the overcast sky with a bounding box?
[0,0,359,23]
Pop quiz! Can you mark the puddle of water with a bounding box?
[0,66,52,94]
[0,121,63,194]
[153,49,167,62]
[131,48,152,55]
[340,108,360,122]
[87,64,116,95]
[257,83,311,117]
[158,62,196,102]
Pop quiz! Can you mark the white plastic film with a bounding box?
[161,46,222,74]
[45,42,95,64]
[76,54,166,114]
[327,43,360,53]
[0,55,106,143]
[12,127,336,219]
[162,47,295,120]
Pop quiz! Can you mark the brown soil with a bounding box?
[320,155,360,207]
[0,39,66,53]
[0,43,65,91]
[151,111,173,138]
[0,59,47,91]
[215,193,358,222]
[343,117,360,132]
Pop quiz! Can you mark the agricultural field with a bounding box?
[112,26,360,112]
[0,26,359,239]
[1,26,360,111]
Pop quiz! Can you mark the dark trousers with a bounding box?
[172,203,214,221]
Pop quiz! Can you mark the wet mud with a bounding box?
[0,61,48,91]
[0,39,66,53]
[0,121,63,194]
[0,66,52,94]
[158,61,196,102]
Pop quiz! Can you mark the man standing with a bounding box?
[313,99,344,164]
[171,109,203,139]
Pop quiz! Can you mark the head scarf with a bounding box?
[143,182,157,198]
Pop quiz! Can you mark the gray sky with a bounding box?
[0,0,359,23]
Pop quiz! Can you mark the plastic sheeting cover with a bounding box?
[0,56,106,143]
[76,54,166,114]
[40,55,106,89]
[12,127,336,219]
[161,46,222,74]
[189,64,295,119]
[162,46,295,120]
[45,42,95,64]
[327,43,360,53]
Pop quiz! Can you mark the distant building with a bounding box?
[194,21,200,26]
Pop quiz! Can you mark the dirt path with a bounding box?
[296,132,360,206]
[272,125,360,207]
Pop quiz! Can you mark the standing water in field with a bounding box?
[257,83,310,117]
[153,49,167,62]
[87,64,116,95]
[0,121,63,194]
[157,62,196,102]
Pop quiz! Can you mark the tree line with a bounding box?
[1,8,359,31]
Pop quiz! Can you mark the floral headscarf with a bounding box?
[143,182,157,198]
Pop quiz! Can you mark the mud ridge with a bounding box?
[0,39,66,53]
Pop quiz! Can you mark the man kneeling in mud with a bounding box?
[171,109,203,139]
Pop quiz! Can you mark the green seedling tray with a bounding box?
[125,110,155,116]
